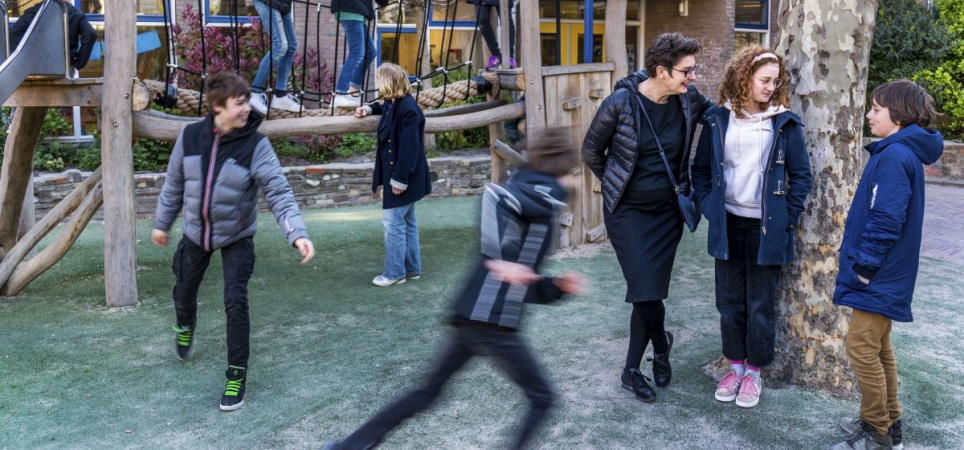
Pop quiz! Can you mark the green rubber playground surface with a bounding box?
[1,196,961,449]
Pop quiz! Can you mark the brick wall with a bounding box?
[925,142,964,180]
[32,156,492,220]
[644,0,734,100]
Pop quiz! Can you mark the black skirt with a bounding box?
[604,187,684,302]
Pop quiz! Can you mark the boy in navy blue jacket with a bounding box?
[832,80,943,450]
[323,129,586,450]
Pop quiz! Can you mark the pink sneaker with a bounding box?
[485,55,502,70]
[714,370,742,402]
[735,374,762,408]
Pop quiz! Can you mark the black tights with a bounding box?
[625,301,669,370]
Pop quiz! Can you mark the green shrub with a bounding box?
[273,134,345,163]
[39,108,74,139]
[433,99,490,151]
[334,133,377,158]
[914,0,964,138]
[422,67,492,151]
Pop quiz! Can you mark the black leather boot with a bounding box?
[651,331,674,388]
[621,368,657,402]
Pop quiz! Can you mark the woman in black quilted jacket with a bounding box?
[582,32,712,403]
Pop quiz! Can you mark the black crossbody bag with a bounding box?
[635,96,702,232]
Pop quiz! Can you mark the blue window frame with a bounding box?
[375,26,417,65]
[76,0,167,23]
[735,0,768,31]
[203,0,256,24]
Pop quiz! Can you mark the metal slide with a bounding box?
[1,0,9,65]
[0,0,69,106]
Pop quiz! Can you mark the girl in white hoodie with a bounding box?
[692,47,813,408]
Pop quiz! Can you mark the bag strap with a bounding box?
[635,95,683,194]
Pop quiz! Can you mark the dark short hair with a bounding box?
[871,79,938,129]
[205,72,250,112]
[525,127,580,176]
[645,33,701,77]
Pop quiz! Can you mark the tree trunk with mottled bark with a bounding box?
[769,0,879,396]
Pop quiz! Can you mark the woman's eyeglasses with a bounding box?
[753,76,783,88]
[669,64,701,78]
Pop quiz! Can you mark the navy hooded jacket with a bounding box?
[833,124,943,322]
[692,105,813,265]
[369,94,432,209]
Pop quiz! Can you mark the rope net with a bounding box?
[155,0,496,119]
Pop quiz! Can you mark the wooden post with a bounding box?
[0,107,46,261]
[605,0,629,79]
[20,177,35,258]
[100,0,138,307]
[519,1,546,130]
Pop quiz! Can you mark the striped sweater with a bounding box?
[451,168,569,330]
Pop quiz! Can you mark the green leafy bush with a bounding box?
[423,67,491,151]
[914,0,964,138]
[273,134,345,163]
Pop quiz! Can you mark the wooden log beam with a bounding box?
[492,139,527,167]
[132,102,527,141]
[101,0,138,307]
[423,99,507,118]
[1,184,104,296]
[0,168,102,291]
[0,107,46,261]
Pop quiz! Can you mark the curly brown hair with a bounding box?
[718,46,790,119]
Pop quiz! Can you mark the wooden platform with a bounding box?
[2,78,104,108]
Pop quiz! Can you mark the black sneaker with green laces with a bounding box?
[219,366,246,412]
[173,324,195,361]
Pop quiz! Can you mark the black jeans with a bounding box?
[340,324,556,450]
[172,237,255,368]
[476,2,516,58]
[715,214,781,367]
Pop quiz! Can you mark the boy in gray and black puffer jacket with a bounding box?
[152,71,315,412]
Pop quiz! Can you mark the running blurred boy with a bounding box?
[323,128,586,449]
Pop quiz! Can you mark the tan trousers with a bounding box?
[846,309,903,435]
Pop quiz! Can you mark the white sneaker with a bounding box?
[248,93,268,115]
[271,94,302,112]
[372,275,406,287]
[333,93,361,109]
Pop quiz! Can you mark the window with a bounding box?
[79,0,168,21]
[430,0,476,25]
[734,31,766,52]
[204,0,257,24]
[428,29,476,70]
[592,0,640,21]
[6,0,43,18]
[539,0,582,20]
[626,26,638,70]
[735,0,768,51]
[378,28,419,76]
[577,33,602,63]
[541,33,557,66]
[378,1,418,26]
[735,0,768,29]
